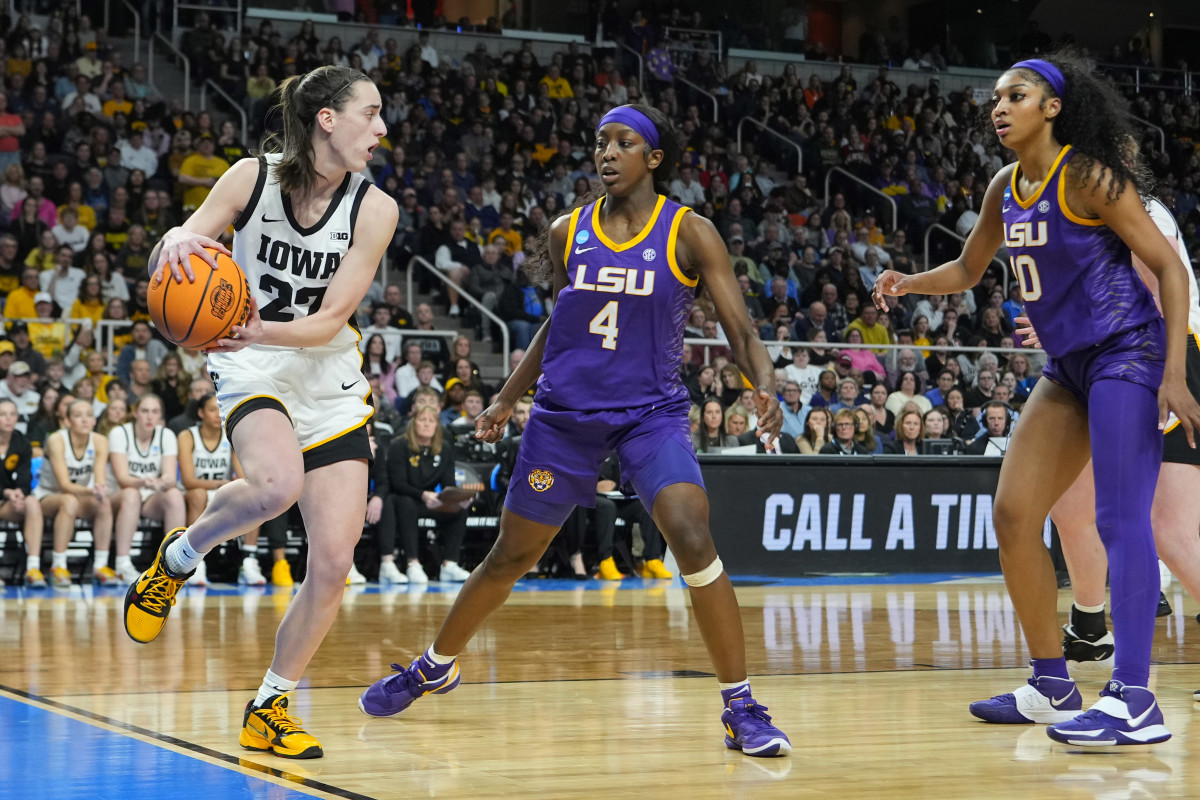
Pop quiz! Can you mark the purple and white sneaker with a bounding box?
[969,675,1082,724]
[358,653,461,717]
[1046,681,1171,746]
[722,697,791,757]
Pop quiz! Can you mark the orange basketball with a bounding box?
[148,249,251,349]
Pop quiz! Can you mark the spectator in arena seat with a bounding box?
[51,207,89,253]
[687,365,717,407]
[829,376,868,414]
[853,407,883,453]
[115,320,167,386]
[797,407,833,454]
[762,276,799,322]
[40,244,85,312]
[692,397,738,453]
[359,304,404,363]
[25,386,59,456]
[820,408,872,455]
[669,163,705,208]
[167,377,215,435]
[405,303,451,372]
[885,409,924,456]
[886,347,927,390]
[843,304,890,353]
[11,196,48,261]
[840,332,886,382]
[886,371,932,417]
[944,386,981,442]
[0,361,38,432]
[7,322,46,377]
[779,381,807,439]
[924,368,957,406]
[965,368,997,410]
[498,268,549,351]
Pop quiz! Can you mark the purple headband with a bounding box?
[1011,59,1066,97]
[596,106,660,149]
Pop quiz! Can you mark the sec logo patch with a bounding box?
[528,469,555,492]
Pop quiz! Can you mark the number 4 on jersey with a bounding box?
[589,301,619,350]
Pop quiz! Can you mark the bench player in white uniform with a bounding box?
[1023,197,1200,689]
[177,392,267,586]
[108,394,185,583]
[35,400,113,587]
[123,65,396,760]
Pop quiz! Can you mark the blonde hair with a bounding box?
[405,404,443,456]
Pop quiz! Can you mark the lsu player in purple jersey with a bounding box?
[873,51,1200,747]
[361,104,792,757]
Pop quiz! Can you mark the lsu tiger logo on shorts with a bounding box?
[527,469,554,493]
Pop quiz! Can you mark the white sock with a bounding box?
[254,669,298,708]
[165,532,205,575]
[27,556,40,572]
[93,550,109,570]
[1074,602,1106,614]
[114,555,134,572]
[425,646,456,665]
[51,551,68,570]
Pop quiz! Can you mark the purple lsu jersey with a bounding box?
[1001,145,1159,358]
[537,194,697,411]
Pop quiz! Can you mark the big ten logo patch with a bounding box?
[528,469,555,492]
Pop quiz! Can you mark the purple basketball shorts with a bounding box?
[1042,317,1165,405]
[504,397,703,527]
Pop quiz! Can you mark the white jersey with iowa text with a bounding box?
[224,153,371,353]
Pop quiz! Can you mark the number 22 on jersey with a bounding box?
[589,301,619,349]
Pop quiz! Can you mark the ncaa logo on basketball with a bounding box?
[209,278,234,318]
[1037,200,1050,214]
[642,248,656,262]
[528,469,555,492]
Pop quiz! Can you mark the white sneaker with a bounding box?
[186,560,208,587]
[440,561,471,582]
[449,304,460,316]
[378,560,408,583]
[406,561,429,584]
[115,561,142,584]
[239,557,267,586]
[346,563,367,585]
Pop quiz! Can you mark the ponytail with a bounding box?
[262,65,368,199]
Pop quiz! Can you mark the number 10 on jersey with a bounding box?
[589,301,619,349]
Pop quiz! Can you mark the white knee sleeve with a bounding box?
[682,557,724,587]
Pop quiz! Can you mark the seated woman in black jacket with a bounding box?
[378,405,473,585]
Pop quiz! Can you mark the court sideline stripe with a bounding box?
[0,683,378,800]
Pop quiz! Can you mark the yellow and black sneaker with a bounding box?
[123,528,191,644]
[239,694,323,759]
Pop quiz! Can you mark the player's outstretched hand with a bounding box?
[1014,315,1041,349]
[152,228,232,284]
[754,387,783,450]
[208,297,263,353]
[871,270,915,310]
[475,399,513,443]
[1159,370,1200,449]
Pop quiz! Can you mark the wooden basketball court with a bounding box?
[4,576,1199,799]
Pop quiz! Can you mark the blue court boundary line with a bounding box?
[0,684,378,800]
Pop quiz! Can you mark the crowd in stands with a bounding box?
[2,5,1198,584]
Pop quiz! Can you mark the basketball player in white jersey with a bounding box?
[177,393,267,586]
[35,400,112,588]
[1021,196,1200,688]
[123,65,395,759]
[108,394,184,583]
